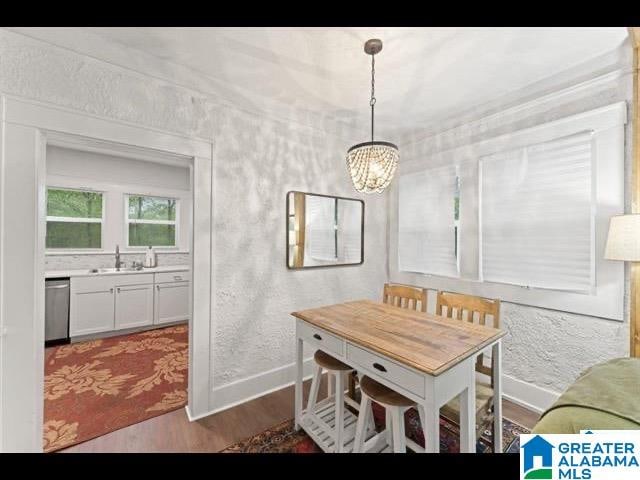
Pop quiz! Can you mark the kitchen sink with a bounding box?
[88,267,144,274]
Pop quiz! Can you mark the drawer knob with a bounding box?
[373,362,387,373]
[313,333,322,341]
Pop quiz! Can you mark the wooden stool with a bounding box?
[353,376,427,453]
[305,350,359,452]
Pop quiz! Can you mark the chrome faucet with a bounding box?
[115,244,122,271]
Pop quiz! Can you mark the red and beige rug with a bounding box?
[43,324,188,452]
[221,403,529,453]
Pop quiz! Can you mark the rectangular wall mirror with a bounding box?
[286,191,364,269]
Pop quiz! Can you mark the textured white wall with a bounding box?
[391,47,633,394]
[0,30,387,395]
[210,108,387,385]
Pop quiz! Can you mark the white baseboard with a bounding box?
[185,357,315,422]
[502,374,560,415]
[184,404,200,422]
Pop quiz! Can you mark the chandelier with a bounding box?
[346,39,399,194]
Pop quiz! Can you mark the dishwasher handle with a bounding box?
[46,284,69,290]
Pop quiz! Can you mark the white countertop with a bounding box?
[45,264,190,279]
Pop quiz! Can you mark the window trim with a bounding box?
[124,193,180,250]
[45,186,106,252]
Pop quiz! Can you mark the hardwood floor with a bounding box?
[503,399,540,431]
[60,375,540,453]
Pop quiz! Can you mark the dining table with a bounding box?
[291,299,506,453]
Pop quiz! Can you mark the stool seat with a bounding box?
[314,350,352,371]
[360,376,415,407]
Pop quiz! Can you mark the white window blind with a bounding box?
[305,195,337,261]
[398,165,459,277]
[337,199,362,263]
[480,131,595,292]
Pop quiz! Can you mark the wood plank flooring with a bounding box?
[60,375,540,453]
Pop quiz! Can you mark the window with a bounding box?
[398,165,459,277]
[46,188,104,249]
[126,195,178,247]
[480,131,595,292]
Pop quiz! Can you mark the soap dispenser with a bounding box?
[144,246,157,268]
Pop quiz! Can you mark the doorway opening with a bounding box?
[41,135,194,451]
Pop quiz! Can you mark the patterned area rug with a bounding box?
[221,403,529,453]
[43,324,188,452]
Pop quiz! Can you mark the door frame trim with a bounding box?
[0,94,214,451]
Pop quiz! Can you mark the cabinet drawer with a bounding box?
[112,273,154,286]
[346,343,424,397]
[298,321,343,357]
[155,270,191,284]
[71,276,115,294]
[71,273,154,294]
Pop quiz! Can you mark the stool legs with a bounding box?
[334,372,345,453]
[385,410,394,450]
[305,365,323,417]
[390,407,406,453]
[353,393,372,453]
[416,406,428,453]
[355,402,424,453]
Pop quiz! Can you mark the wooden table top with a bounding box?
[291,299,505,376]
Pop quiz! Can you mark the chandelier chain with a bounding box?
[370,54,376,142]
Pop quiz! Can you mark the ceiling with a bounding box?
[11,27,630,137]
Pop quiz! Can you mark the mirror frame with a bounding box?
[286,190,365,270]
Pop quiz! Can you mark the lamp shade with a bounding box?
[604,214,640,261]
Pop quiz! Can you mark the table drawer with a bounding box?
[298,321,343,357]
[346,343,424,397]
[155,270,191,284]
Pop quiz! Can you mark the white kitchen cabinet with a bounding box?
[70,277,115,336]
[115,284,155,330]
[154,282,189,325]
[68,268,189,338]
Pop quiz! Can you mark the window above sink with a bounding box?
[46,187,105,250]
[125,194,179,249]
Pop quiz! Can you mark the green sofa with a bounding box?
[532,357,640,434]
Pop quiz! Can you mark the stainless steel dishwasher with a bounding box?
[45,278,70,346]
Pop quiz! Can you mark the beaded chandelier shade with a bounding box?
[346,39,399,194]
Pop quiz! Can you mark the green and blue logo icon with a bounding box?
[521,435,554,479]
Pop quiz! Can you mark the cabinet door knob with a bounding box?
[110,288,114,294]
[117,287,121,293]
[157,285,160,291]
